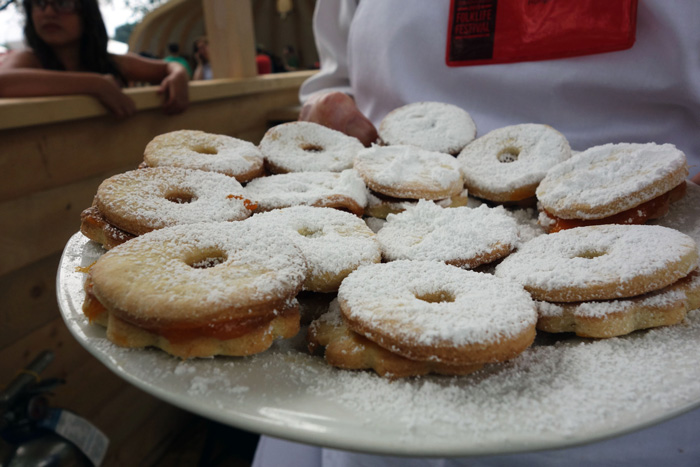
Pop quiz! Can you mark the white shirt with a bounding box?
[301,0,700,179]
[254,2,700,465]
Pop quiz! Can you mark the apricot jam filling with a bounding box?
[543,182,686,233]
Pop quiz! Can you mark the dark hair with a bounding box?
[22,0,127,85]
[168,43,179,54]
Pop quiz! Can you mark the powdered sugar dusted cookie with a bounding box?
[377,201,519,268]
[338,261,537,365]
[536,142,688,232]
[536,270,700,338]
[308,299,484,378]
[143,130,265,183]
[378,102,477,155]
[365,188,470,219]
[457,124,571,203]
[259,121,364,174]
[244,170,368,216]
[86,167,255,241]
[245,206,381,292]
[354,145,464,200]
[83,221,308,358]
[495,224,699,302]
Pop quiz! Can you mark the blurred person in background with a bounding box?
[163,42,192,78]
[192,36,212,80]
[0,0,189,117]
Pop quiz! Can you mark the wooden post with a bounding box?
[201,0,257,79]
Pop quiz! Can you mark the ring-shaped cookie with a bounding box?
[378,102,477,155]
[377,201,519,268]
[245,206,381,292]
[536,142,688,220]
[94,167,254,235]
[259,121,364,173]
[354,145,464,200]
[338,261,537,365]
[88,221,308,328]
[244,170,368,216]
[143,130,265,183]
[495,224,699,302]
[457,124,571,202]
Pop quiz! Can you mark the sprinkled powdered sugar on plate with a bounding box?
[55,184,700,456]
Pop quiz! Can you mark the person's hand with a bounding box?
[158,64,189,114]
[96,74,136,118]
[691,172,700,185]
[299,91,378,146]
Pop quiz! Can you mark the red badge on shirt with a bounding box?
[446,0,638,66]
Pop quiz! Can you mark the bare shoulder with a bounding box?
[0,49,42,70]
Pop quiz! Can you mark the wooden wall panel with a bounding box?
[0,252,62,349]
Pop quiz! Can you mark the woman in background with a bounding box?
[0,0,189,117]
[192,36,212,80]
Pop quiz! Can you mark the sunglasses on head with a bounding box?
[31,0,79,14]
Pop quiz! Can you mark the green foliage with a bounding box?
[113,22,136,43]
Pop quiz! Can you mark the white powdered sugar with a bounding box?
[96,167,253,235]
[338,261,537,346]
[495,224,698,299]
[306,310,700,438]
[259,121,364,173]
[354,145,463,198]
[378,101,477,155]
[244,170,368,211]
[377,201,519,264]
[90,221,307,319]
[457,123,571,195]
[244,206,381,284]
[143,130,264,178]
[536,142,688,219]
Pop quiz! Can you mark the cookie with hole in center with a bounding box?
[376,200,519,268]
[245,206,381,292]
[378,101,477,155]
[337,261,537,365]
[457,124,571,204]
[494,224,699,303]
[81,167,256,249]
[83,221,308,358]
[143,129,265,183]
[536,142,688,233]
[259,121,364,174]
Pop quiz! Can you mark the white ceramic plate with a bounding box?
[57,184,700,457]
